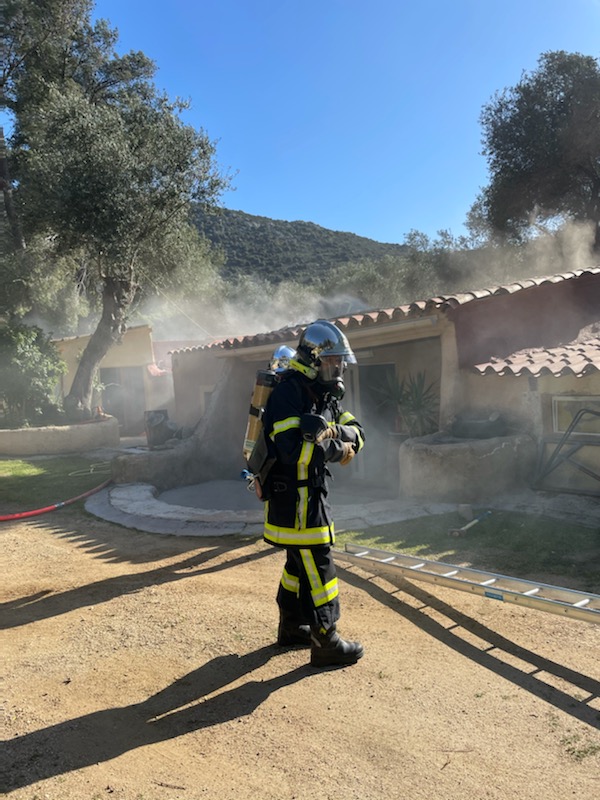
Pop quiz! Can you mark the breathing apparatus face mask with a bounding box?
[317,355,347,399]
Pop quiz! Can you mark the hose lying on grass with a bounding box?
[0,479,112,521]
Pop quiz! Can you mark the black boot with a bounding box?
[310,624,364,667]
[277,612,312,647]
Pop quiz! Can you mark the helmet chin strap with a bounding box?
[290,357,345,399]
[290,357,318,380]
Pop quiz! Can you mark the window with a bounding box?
[552,396,600,437]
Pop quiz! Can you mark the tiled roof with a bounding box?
[171,267,600,354]
[473,336,600,377]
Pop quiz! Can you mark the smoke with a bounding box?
[136,279,370,344]
[215,289,368,339]
[451,220,597,292]
[521,219,597,275]
[120,222,598,392]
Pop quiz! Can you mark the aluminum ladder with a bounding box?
[333,543,600,624]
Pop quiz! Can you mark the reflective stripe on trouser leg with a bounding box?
[280,567,299,595]
[300,548,339,608]
[276,552,306,622]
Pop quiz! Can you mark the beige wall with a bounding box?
[0,416,120,456]
[459,372,538,432]
[458,369,600,493]
[54,325,176,431]
[171,348,225,429]
[460,370,600,434]
[359,336,442,379]
[55,325,155,395]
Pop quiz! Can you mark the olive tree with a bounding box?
[477,51,600,250]
[4,0,229,417]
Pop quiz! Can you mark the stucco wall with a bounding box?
[171,348,226,429]
[54,325,155,395]
[113,360,254,488]
[455,371,600,494]
[0,416,120,456]
[399,432,537,503]
[460,370,600,436]
[458,372,539,432]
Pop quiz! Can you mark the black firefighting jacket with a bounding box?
[262,370,365,548]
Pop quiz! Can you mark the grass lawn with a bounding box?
[336,510,600,591]
[0,456,111,512]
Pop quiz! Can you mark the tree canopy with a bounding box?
[3,0,229,414]
[477,51,600,249]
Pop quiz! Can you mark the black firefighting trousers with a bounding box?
[276,545,340,631]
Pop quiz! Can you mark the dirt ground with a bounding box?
[2,509,599,800]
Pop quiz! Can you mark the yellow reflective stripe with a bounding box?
[338,412,365,452]
[290,358,318,380]
[296,441,313,529]
[355,430,365,452]
[299,549,320,591]
[314,577,339,607]
[264,521,334,546]
[299,549,339,608]
[297,485,308,529]
[270,416,301,440]
[280,568,299,595]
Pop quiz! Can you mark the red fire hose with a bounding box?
[0,478,112,522]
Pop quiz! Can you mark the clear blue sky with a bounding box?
[87,1,598,243]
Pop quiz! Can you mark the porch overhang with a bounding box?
[214,315,440,361]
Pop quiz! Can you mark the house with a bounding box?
[53,325,199,435]
[166,268,600,499]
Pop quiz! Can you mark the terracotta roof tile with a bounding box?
[170,267,600,354]
[473,338,600,377]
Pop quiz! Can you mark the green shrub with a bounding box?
[0,324,67,428]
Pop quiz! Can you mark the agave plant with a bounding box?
[373,371,439,437]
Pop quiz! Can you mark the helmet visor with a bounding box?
[319,354,348,383]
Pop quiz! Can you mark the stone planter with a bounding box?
[0,415,120,456]
[399,431,537,503]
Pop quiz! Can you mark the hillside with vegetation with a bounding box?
[193,206,408,284]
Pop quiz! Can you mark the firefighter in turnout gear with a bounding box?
[261,320,366,667]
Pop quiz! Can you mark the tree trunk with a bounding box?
[64,276,136,420]
[0,127,27,251]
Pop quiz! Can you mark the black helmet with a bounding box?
[291,319,357,397]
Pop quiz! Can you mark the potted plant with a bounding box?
[374,371,439,437]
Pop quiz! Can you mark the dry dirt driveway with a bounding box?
[2,509,599,800]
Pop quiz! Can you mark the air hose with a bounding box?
[0,478,112,522]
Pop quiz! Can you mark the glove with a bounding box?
[315,425,337,443]
[336,424,359,444]
[339,441,355,466]
[301,413,337,443]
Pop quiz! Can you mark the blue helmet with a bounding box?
[270,344,296,373]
